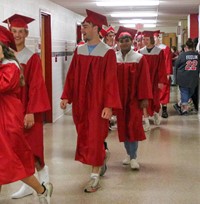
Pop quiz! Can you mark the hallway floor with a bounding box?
[1,87,200,204]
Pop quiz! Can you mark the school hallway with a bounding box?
[1,86,200,204]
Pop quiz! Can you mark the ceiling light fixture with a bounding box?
[144,24,157,28]
[124,24,156,28]
[120,19,157,24]
[96,1,159,6]
[111,12,158,17]
[124,24,136,28]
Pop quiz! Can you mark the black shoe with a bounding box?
[161,106,168,118]
[162,110,168,118]
[181,111,188,116]
[173,104,182,115]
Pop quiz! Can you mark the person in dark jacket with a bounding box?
[173,38,200,115]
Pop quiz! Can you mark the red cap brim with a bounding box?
[115,26,137,41]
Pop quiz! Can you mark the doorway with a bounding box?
[40,11,52,123]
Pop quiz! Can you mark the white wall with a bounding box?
[155,27,177,33]
[0,0,84,122]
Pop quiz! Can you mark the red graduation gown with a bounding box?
[115,50,152,142]
[140,46,167,116]
[0,60,35,185]
[61,42,122,166]
[157,44,172,104]
[16,47,51,167]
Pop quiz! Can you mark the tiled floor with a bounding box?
[1,87,200,204]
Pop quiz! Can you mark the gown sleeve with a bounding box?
[103,49,122,109]
[61,50,77,104]
[25,54,51,113]
[0,63,20,93]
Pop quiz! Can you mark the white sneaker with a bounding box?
[122,155,130,165]
[11,183,33,199]
[84,176,100,193]
[38,182,53,204]
[38,165,49,185]
[153,112,161,125]
[109,115,117,130]
[130,159,140,170]
[143,122,151,132]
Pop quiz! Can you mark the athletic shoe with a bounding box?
[130,159,140,170]
[153,112,161,125]
[122,155,130,165]
[173,103,182,115]
[11,183,33,199]
[38,182,53,204]
[84,176,100,193]
[181,111,188,116]
[143,122,151,132]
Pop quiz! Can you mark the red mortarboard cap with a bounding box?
[0,25,17,51]
[153,30,160,37]
[99,28,107,38]
[83,9,108,28]
[115,26,137,41]
[142,30,155,37]
[106,26,115,34]
[3,14,35,29]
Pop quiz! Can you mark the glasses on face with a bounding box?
[119,38,131,43]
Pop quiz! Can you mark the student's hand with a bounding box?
[167,75,171,80]
[60,99,68,110]
[158,83,164,89]
[0,45,4,60]
[101,107,112,119]
[24,113,35,129]
[139,99,148,109]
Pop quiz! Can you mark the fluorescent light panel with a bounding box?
[144,24,156,28]
[120,19,157,24]
[96,1,159,6]
[124,24,136,27]
[111,12,158,17]
[124,24,156,28]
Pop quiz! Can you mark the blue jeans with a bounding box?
[124,141,138,160]
[179,86,195,105]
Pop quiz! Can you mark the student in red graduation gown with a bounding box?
[115,27,152,170]
[60,10,121,193]
[140,31,167,131]
[0,25,52,204]
[102,26,117,161]
[134,31,144,51]
[3,14,51,198]
[103,26,116,49]
[154,30,172,118]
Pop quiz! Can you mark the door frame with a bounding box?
[40,10,53,123]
